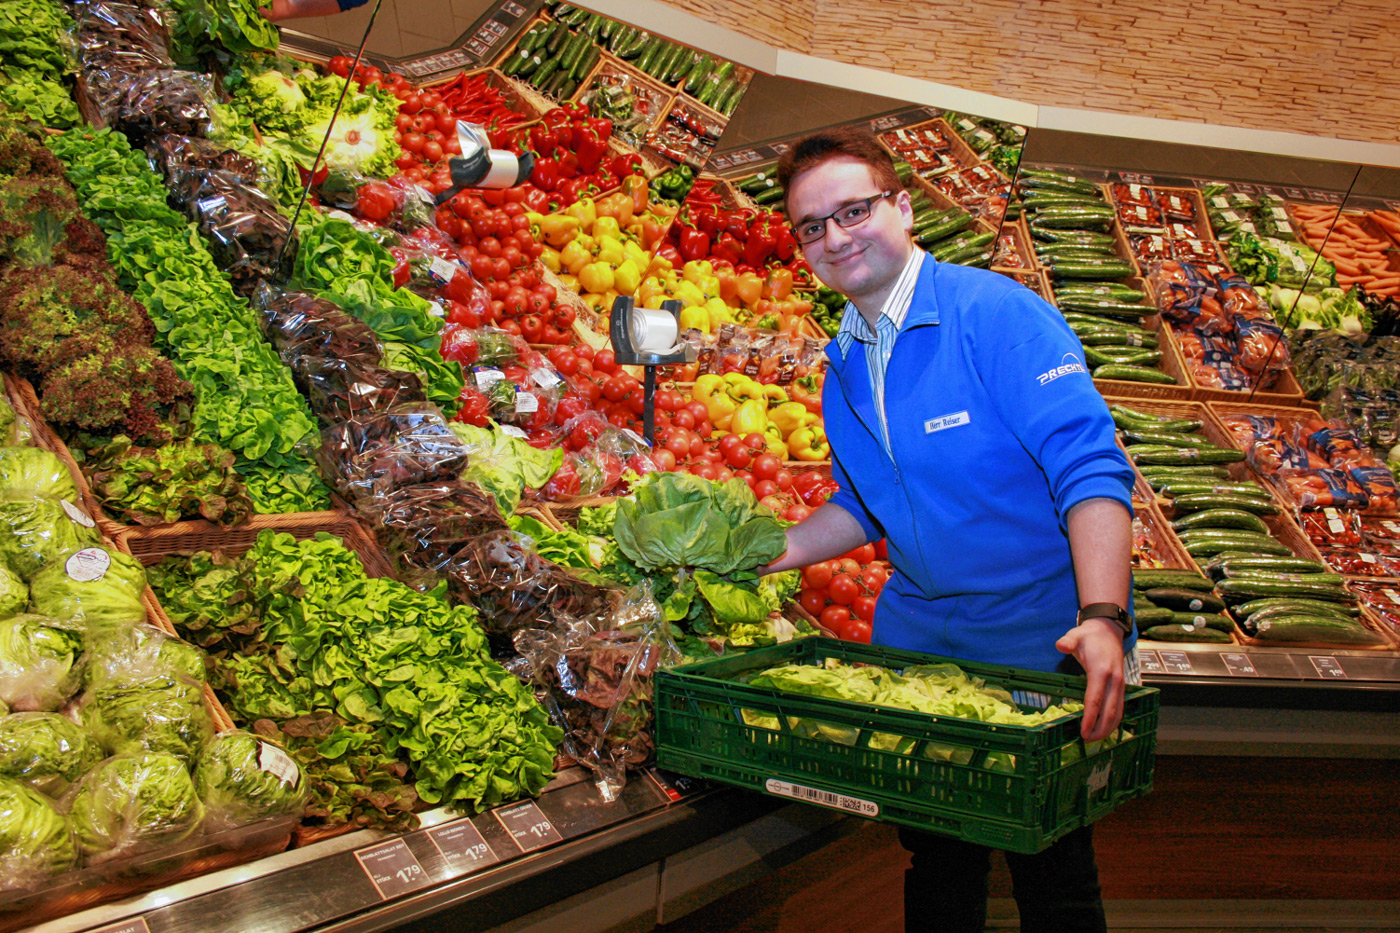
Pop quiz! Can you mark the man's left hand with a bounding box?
[1055,618,1125,742]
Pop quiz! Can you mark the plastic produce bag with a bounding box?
[253,285,383,368]
[0,615,83,712]
[73,1,174,69]
[360,480,508,587]
[0,498,103,582]
[85,623,207,689]
[63,752,205,863]
[0,564,26,620]
[0,448,77,502]
[194,732,307,832]
[299,357,426,426]
[0,777,75,889]
[0,395,33,447]
[0,713,104,797]
[313,404,469,501]
[176,170,295,293]
[28,545,147,636]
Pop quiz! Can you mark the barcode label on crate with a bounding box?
[764,779,879,817]
[1012,690,1053,709]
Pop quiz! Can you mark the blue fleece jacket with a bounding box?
[823,259,1135,673]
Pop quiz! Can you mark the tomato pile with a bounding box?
[798,544,890,643]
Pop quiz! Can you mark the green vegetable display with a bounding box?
[0,75,80,128]
[66,752,205,862]
[81,435,254,527]
[166,0,281,66]
[194,731,308,831]
[28,545,147,636]
[0,776,74,886]
[82,677,213,767]
[452,423,563,515]
[613,472,787,575]
[1227,232,1335,291]
[0,447,76,501]
[0,615,81,711]
[0,712,102,796]
[46,129,330,514]
[0,498,101,581]
[0,562,25,619]
[146,550,262,657]
[0,0,78,131]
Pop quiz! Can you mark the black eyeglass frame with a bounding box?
[794,190,897,246]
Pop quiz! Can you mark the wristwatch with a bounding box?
[1076,602,1133,636]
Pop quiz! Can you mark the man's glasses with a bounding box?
[795,191,895,246]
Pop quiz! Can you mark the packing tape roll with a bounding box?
[629,306,679,353]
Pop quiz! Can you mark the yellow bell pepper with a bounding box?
[638,276,669,308]
[789,424,831,461]
[735,271,763,308]
[682,260,714,287]
[731,399,769,437]
[613,258,642,296]
[678,303,709,333]
[539,213,580,248]
[693,375,737,429]
[764,425,789,460]
[704,296,732,325]
[768,401,816,438]
[724,373,765,404]
[561,240,592,276]
[673,280,707,308]
[592,214,622,240]
[692,374,725,402]
[557,273,580,292]
[539,245,562,273]
[578,261,615,294]
[594,234,625,267]
[623,239,649,270]
[763,385,789,405]
[647,253,673,278]
[564,197,597,229]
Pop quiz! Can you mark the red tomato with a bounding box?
[802,561,834,590]
[688,436,709,459]
[717,433,745,457]
[836,558,861,578]
[783,503,813,522]
[750,453,781,482]
[774,469,793,491]
[827,574,860,606]
[723,445,752,469]
[672,409,696,430]
[593,349,617,374]
[842,620,872,643]
[401,133,426,154]
[328,56,354,77]
[742,433,766,451]
[753,480,779,499]
[653,448,677,471]
[800,588,828,617]
[860,564,890,595]
[841,543,876,565]
[684,401,709,423]
[852,596,877,623]
[820,605,853,633]
[691,463,719,481]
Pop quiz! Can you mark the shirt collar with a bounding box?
[835,249,925,352]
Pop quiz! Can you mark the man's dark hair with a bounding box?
[776,126,902,215]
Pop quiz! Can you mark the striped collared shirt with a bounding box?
[834,249,926,453]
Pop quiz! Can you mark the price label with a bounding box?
[530,367,562,390]
[429,256,459,285]
[648,769,703,802]
[1157,650,1194,674]
[427,818,501,875]
[474,368,505,390]
[493,801,563,852]
[1220,653,1258,677]
[65,547,111,582]
[765,778,879,817]
[1137,650,1164,674]
[354,838,431,901]
[90,919,151,933]
[1309,656,1348,679]
[61,499,95,528]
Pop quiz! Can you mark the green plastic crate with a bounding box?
[655,639,1158,854]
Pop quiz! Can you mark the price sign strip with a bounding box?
[427,818,502,875]
[89,919,151,933]
[354,837,432,901]
[493,800,564,853]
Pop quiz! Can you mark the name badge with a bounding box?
[925,410,970,434]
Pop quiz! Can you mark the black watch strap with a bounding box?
[1077,602,1133,636]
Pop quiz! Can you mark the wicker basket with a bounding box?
[1089,318,1193,401]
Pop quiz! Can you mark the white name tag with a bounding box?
[925,410,971,434]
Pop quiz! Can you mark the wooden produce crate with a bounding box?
[578,55,678,150]
[1133,500,1197,573]
[1176,331,1306,407]
[989,215,1036,274]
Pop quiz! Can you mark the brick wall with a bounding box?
[654,0,1400,145]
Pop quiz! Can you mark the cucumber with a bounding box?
[1172,509,1271,535]
[620,30,649,58]
[1140,466,1233,483]
[916,214,973,244]
[1132,570,1213,592]
[609,24,634,52]
[572,42,600,79]
[1127,446,1244,466]
[529,56,560,85]
[1048,259,1136,279]
[1080,331,1159,349]
[1020,176,1102,197]
[1144,587,1227,613]
[1056,298,1150,317]
[1158,482,1271,500]
[1037,229,1117,246]
[1241,604,1359,628]
[1205,555,1327,576]
[715,78,742,114]
[1059,284,1146,302]
[517,23,546,52]
[1233,597,1360,619]
[932,231,995,260]
[1168,611,1235,633]
[1249,616,1384,645]
[686,54,715,94]
[1133,607,1175,626]
[501,48,533,76]
[1121,430,1211,448]
[547,23,571,55]
[558,30,587,71]
[1089,347,1161,367]
[701,61,735,102]
[1225,569,1345,588]
[1215,577,1354,603]
[1140,624,1232,644]
[1094,364,1175,384]
[1170,492,1278,515]
[1184,537,1292,559]
[1110,410,1199,432]
[668,50,698,84]
[634,36,661,71]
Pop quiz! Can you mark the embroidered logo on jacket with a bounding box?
[1037,353,1088,386]
[925,410,970,433]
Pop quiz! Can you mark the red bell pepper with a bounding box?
[711,231,744,266]
[561,101,589,120]
[657,243,683,268]
[691,203,724,236]
[530,157,559,192]
[742,214,778,268]
[542,107,572,130]
[593,166,616,192]
[678,225,710,262]
[773,222,797,262]
[556,176,597,205]
[522,186,550,213]
[554,150,579,179]
[608,152,643,178]
[788,257,815,285]
[721,208,754,239]
[588,115,613,144]
[529,123,558,157]
[575,125,608,174]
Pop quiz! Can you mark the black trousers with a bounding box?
[898,825,1107,933]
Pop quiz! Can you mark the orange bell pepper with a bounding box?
[763,268,794,301]
[735,271,763,308]
[621,175,649,213]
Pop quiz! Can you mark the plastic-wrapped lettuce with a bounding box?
[65,752,205,862]
[85,624,206,690]
[81,676,212,767]
[194,732,307,832]
[0,777,75,889]
[29,546,146,636]
[0,498,102,581]
[0,614,84,712]
[0,448,77,501]
[0,563,26,619]
[0,713,103,797]
[0,397,33,447]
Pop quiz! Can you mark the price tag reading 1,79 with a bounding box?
[354,838,431,900]
[493,800,563,852]
[427,818,500,875]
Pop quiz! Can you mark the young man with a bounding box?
[762,127,1137,933]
